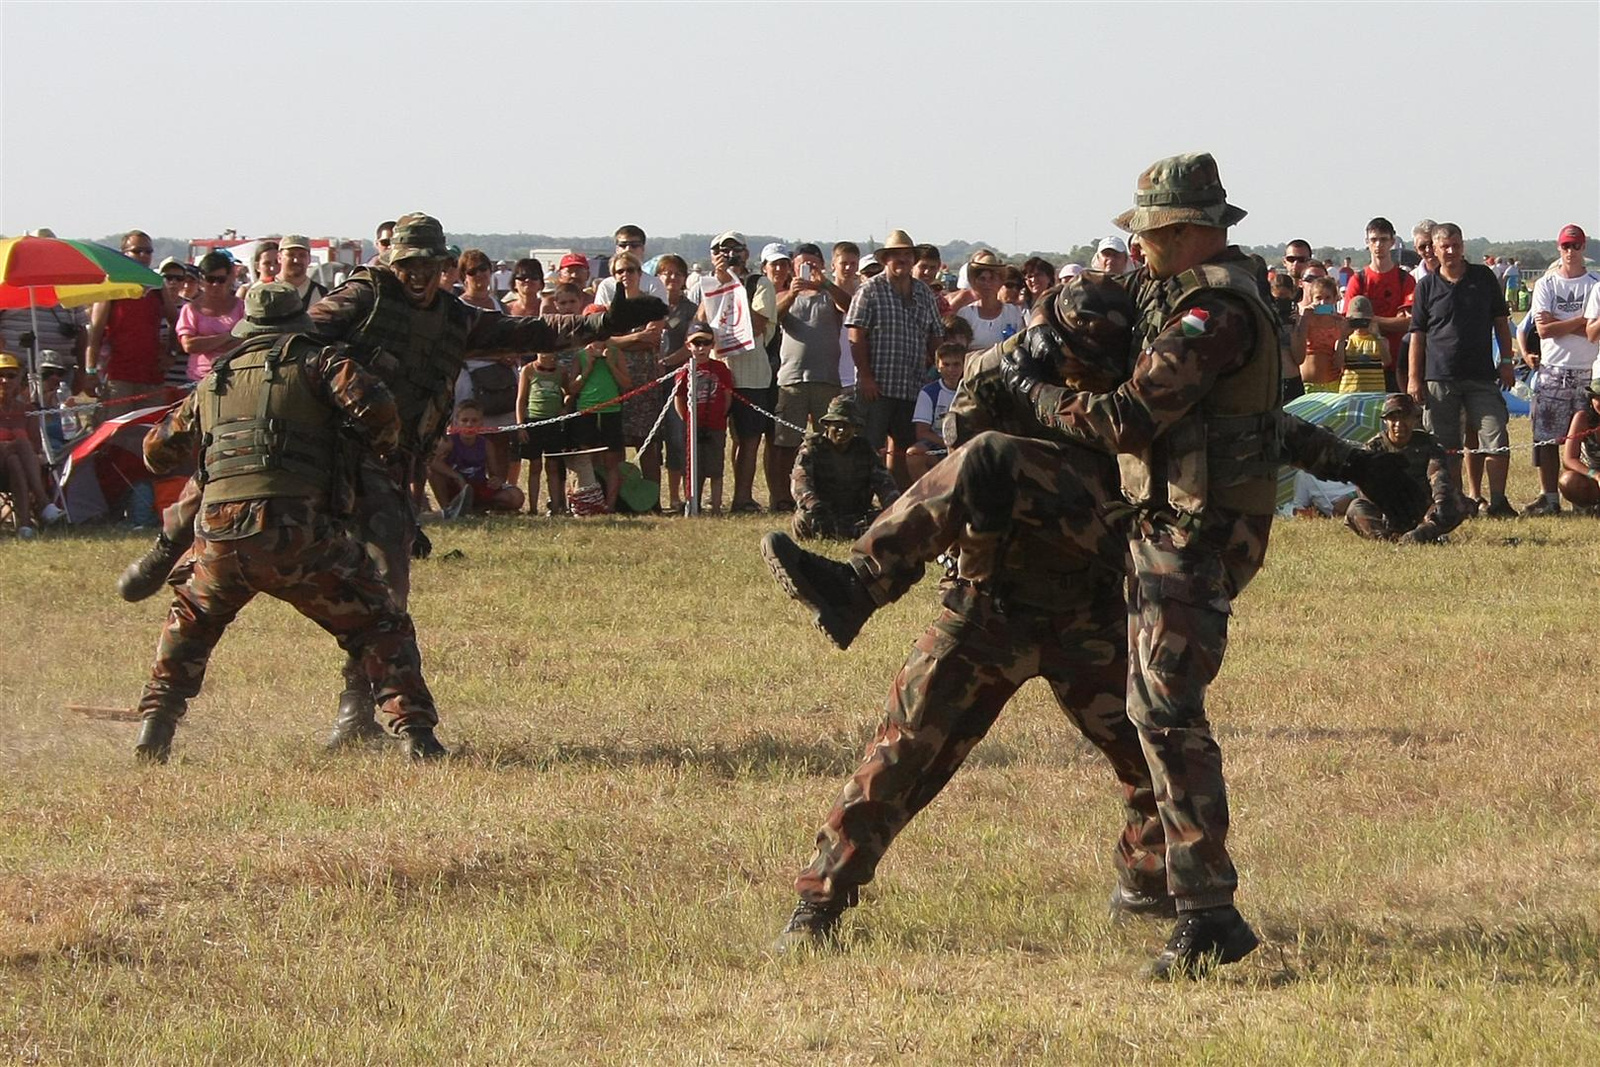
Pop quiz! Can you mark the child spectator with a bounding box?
[1292,276,1347,393]
[1339,295,1389,393]
[571,328,632,514]
[515,349,574,516]
[0,351,62,536]
[940,314,975,352]
[428,399,525,514]
[906,342,965,481]
[1557,381,1600,512]
[672,321,734,514]
[790,394,900,541]
[1345,393,1461,543]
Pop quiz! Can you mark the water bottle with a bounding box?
[55,381,80,437]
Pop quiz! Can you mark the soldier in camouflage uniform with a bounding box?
[132,283,443,764]
[789,395,902,541]
[1345,393,1463,543]
[1001,153,1415,978]
[119,214,667,748]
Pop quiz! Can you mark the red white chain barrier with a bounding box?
[729,389,808,436]
[443,366,678,436]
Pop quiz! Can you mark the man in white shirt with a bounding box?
[1524,225,1600,514]
[592,224,669,306]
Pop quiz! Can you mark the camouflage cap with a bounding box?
[1380,393,1420,419]
[820,394,864,427]
[279,233,310,251]
[383,213,450,264]
[1113,152,1246,234]
[1585,380,1600,401]
[1047,270,1137,393]
[232,281,314,339]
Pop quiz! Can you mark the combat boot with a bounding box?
[401,727,448,761]
[324,687,386,750]
[134,718,176,764]
[1145,905,1259,980]
[771,892,854,954]
[117,534,185,602]
[760,532,877,650]
[1108,882,1178,921]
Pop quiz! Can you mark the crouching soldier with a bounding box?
[1346,392,1462,543]
[131,283,445,764]
[790,395,900,541]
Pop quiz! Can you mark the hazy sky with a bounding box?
[3,1,1595,252]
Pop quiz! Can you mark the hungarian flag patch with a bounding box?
[1179,308,1210,337]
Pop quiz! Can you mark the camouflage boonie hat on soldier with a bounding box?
[820,395,864,427]
[232,281,315,338]
[1113,152,1247,233]
[383,213,450,264]
[1380,393,1420,419]
[1047,269,1137,393]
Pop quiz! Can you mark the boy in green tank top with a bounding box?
[516,349,574,515]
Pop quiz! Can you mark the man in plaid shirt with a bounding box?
[845,229,944,487]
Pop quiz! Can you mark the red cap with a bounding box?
[582,303,606,315]
[558,253,589,270]
[1559,224,1587,247]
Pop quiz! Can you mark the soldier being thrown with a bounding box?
[789,395,901,541]
[132,284,444,763]
[118,214,668,750]
[1345,393,1463,543]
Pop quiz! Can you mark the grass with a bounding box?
[3,420,1600,1064]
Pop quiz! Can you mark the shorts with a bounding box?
[693,426,726,478]
[1532,368,1588,455]
[1423,378,1508,454]
[523,420,568,458]
[664,408,687,472]
[859,395,917,451]
[568,410,624,452]
[774,382,842,448]
[730,386,775,441]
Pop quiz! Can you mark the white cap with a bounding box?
[1058,263,1085,280]
[759,242,792,265]
[1096,236,1128,255]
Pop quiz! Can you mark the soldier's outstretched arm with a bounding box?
[468,296,670,357]
[306,277,376,344]
[1279,412,1358,479]
[1020,292,1256,455]
[142,393,201,475]
[306,343,401,457]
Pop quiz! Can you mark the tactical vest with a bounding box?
[1119,253,1282,519]
[348,267,471,453]
[196,335,336,505]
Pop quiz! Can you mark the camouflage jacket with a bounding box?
[1363,430,1453,516]
[792,433,900,516]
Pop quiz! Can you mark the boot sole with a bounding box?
[759,532,857,651]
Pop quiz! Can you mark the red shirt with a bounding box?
[1343,266,1414,363]
[104,290,168,385]
[674,358,734,432]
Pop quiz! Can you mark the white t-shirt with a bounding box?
[1531,270,1600,371]
[956,303,1026,350]
[912,379,956,443]
[592,272,669,307]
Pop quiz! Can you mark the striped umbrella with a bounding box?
[0,235,160,310]
[1277,391,1386,510]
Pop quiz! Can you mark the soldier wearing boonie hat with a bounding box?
[1343,392,1460,543]
[785,392,898,542]
[115,212,669,753]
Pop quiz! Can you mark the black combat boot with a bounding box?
[771,892,855,954]
[1108,882,1178,921]
[759,532,877,650]
[324,685,386,750]
[117,534,185,602]
[401,727,448,761]
[134,718,177,764]
[1145,905,1259,980]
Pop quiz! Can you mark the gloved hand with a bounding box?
[1001,326,1060,400]
[411,527,433,560]
[1342,450,1426,529]
[602,295,669,336]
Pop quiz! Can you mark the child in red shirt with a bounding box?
[672,322,734,514]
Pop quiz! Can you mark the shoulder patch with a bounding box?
[1179,308,1211,337]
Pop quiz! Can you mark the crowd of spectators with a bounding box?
[1,216,1596,537]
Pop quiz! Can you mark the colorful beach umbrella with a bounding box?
[0,235,161,310]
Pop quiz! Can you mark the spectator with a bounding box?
[789,394,899,541]
[236,241,279,300]
[593,225,669,306]
[1336,256,1355,293]
[700,231,777,514]
[1410,220,1440,283]
[457,249,502,312]
[439,244,463,293]
[0,352,62,535]
[515,347,574,516]
[654,254,700,513]
[759,243,797,510]
[277,235,328,310]
[86,230,178,404]
[502,258,546,316]
[428,399,525,514]
[367,220,396,266]
[1057,262,1085,281]
[1504,258,1522,303]
[175,252,246,381]
[1407,221,1516,517]
[831,241,863,390]
[906,342,965,481]
[955,250,1026,351]
[490,260,513,297]
[1344,393,1462,543]
[1091,236,1129,274]
[1000,265,1028,309]
[845,229,943,487]
[556,253,593,296]
[672,321,734,514]
[608,252,668,508]
[940,314,974,351]
[1339,296,1389,392]
[1557,380,1600,511]
[453,248,520,485]
[1291,276,1348,393]
[1344,217,1417,393]
[571,327,633,514]
[1022,256,1057,309]
[859,255,883,280]
[773,242,850,510]
[1523,225,1599,514]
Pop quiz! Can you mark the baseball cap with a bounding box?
[558,253,589,270]
[157,256,187,275]
[710,231,747,250]
[279,234,310,251]
[1380,393,1419,419]
[1559,224,1587,248]
[793,242,823,259]
[37,348,75,372]
[1058,263,1085,280]
[686,320,715,341]
[760,242,792,265]
[0,352,21,372]
[1096,236,1129,255]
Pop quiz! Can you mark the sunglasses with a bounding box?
[616,240,645,249]
[204,274,230,284]
[125,247,154,256]
[1560,243,1584,251]
[1283,255,1309,263]
[514,274,540,283]
[687,338,713,348]
[614,266,640,275]
[162,274,186,284]
[466,264,491,275]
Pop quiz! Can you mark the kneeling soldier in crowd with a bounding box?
[132,283,444,763]
[1345,392,1462,543]
[790,395,901,541]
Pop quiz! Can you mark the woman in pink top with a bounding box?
[176,251,246,381]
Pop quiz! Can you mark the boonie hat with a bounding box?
[820,394,864,426]
[1346,295,1375,322]
[1114,152,1246,233]
[384,213,450,263]
[279,234,311,251]
[232,281,314,339]
[1381,393,1419,419]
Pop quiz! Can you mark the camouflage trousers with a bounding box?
[791,506,878,542]
[1125,509,1271,912]
[1345,494,1463,542]
[138,520,437,732]
[795,431,1165,905]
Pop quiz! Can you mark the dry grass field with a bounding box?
[3,424,1599,1065]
